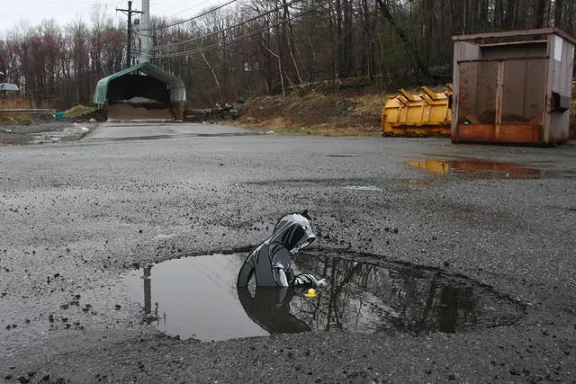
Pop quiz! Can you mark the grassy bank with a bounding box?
[0,98,36,124]
[229,92,388,136]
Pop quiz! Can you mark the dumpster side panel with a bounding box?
[452,41,480,141]
[547,36,574,143]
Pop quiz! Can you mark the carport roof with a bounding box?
[93,61,186,105]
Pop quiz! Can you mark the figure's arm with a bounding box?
[293,273,327,288]
[272,268,290,287]
[270,246,327,288]
[271,247,293,287]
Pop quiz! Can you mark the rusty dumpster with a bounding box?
[451,28,576,146]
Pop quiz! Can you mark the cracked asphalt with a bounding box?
[1,122,575,383]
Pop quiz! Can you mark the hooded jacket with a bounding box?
[236,212,317,287]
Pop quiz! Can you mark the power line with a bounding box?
[165,0,223,19]
[151,0,327,59]
[138,0,239,32]
[144,0,306,50]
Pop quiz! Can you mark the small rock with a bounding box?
[444,261,450,267]
[5,375,13,380]
[115,305,121,310]
[17,376,30,383]
[41,375,51,381]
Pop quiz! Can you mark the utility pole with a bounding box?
[117,1,143,68]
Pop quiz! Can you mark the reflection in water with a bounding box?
[124,253,521,340]
[405,158,575,179]
[290,254,479,335]
[237,287,311,334]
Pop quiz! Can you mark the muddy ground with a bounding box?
[0,123,575,383]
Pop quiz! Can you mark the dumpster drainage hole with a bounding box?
[405,158,576,179]
[123,252,523,341]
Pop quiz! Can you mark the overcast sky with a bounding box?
[0,0,222,34]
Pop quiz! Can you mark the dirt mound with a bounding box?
[108,103,172,121]
[236,93,383,135]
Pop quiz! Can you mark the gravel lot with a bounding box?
[0,123,575,383]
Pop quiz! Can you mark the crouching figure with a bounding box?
[236,210,327,288]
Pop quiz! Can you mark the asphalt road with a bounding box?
[1,122,575,383]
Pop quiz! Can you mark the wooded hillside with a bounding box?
[0,0,573,108]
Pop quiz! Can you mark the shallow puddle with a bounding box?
[124,252,522,341]
[343,185,383,191]
[405,158,576,179]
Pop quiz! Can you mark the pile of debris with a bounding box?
[108,97,172,121]
[185,103,247,122]
[71,108,107,122]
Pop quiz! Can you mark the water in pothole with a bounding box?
[123,252,522,341]
[405,158,576,179]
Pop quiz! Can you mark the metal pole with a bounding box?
[127,0,132,67]
[144,266,151,315]
[117,1,143,68]
[141,0,151,62]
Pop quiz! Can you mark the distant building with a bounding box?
[0,83,19,94]
[93,62,186,121]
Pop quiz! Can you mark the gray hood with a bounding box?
[268,213,316,255]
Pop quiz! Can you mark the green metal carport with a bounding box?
[93,61,186,120]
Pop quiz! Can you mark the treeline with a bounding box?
[1,0,574,109]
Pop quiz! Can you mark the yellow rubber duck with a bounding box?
[304,288,317,298]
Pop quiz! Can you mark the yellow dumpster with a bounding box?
[382,84,453,137]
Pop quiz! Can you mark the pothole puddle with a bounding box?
[123,252,523,341]
[405,158,576,179]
